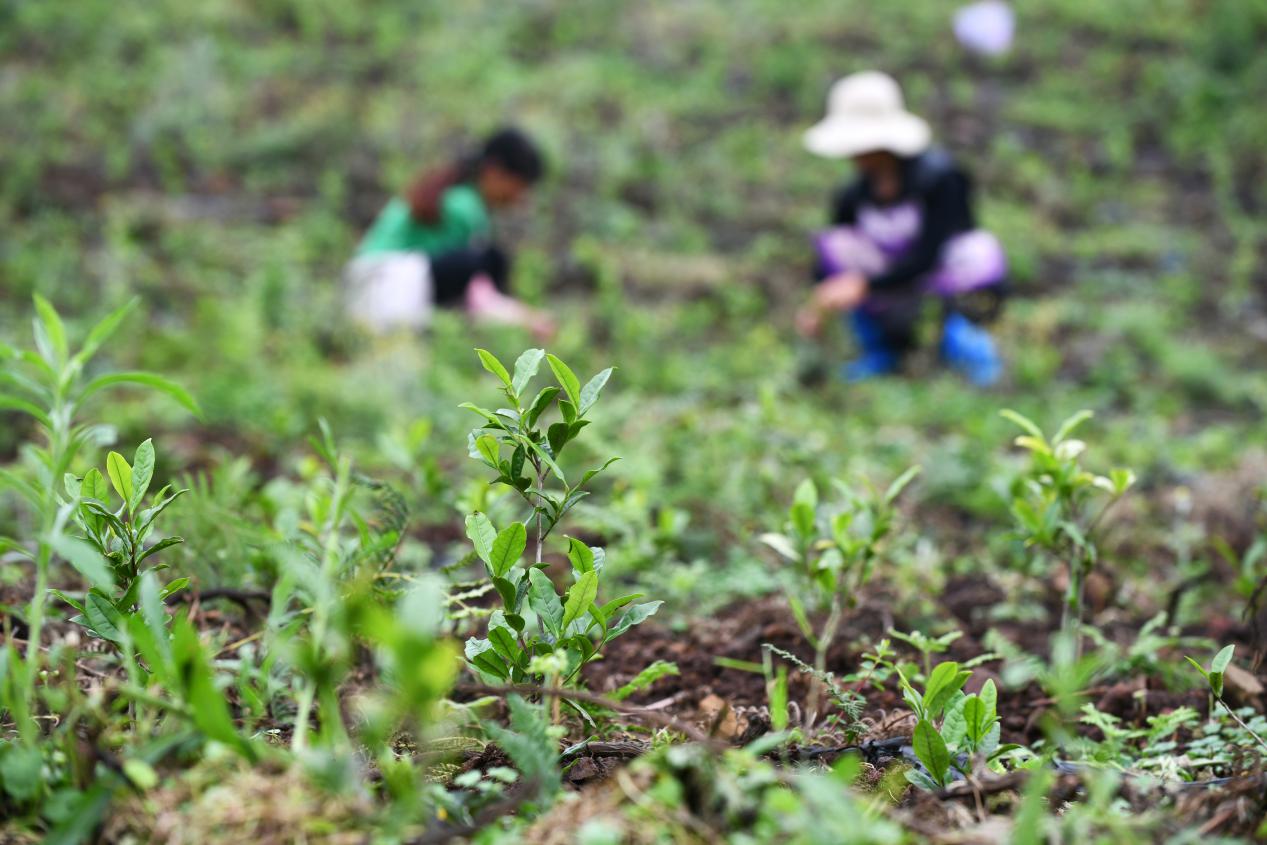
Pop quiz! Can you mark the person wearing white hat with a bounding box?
[796,72,1007,385]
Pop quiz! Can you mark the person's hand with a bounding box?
[795,304,824,338]
[815,271,869,311]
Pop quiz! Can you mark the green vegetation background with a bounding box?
[2,0,1266,618]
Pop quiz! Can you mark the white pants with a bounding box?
[343,252,434,333]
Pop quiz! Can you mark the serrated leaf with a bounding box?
[82,468,110,504]
[130,439,155,512]
[546,354,581,407]
[528,568,563,637]
[475,348,513,389]
[106,451,133,509]
[609,601,661,639]
[578,367,613,415]
[83,592,125,643]
[913,719,950,786]
[465,513,497,565]
[490,522,527,578]
[475,434,500,467]
[512,348,546,396]
[562,570,598,632]
[566,537,595,573]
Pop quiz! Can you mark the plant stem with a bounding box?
[1216,697,1267,755]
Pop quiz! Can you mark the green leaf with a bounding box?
[546,354,581,407]
[137,536,184,564]
[32,294,68,366]
[475,348,513,391]
[122,758,159,791]
[525,386,561,428]
[82,468,110,504]
[528,568,563,637]
[73,297,139,367]
[490,522,527,578]
[0,744,43,802]
[475,434,500,467]
[963,696,987,744]
[1212,644,1235,674]
[83,592,125,643]
[913,719,950,786]
[106,451,134,507]
[465,637,510,680]
[465,513,497,565]
[562,570,598,632]
[0,393,52,428]
[130,439,155,511]
[140,572,172,663]
[49,535,114,590]
[578,367,614,415]
[1053,410,1094,444]
[79,371,201,417]
[547,422,570,456]
[488,623,523,668]
[609,601,662,639]
[566,537,595,573]
[1184,655,1210,681]
[923,661,969,719]
[979,678,998,720]
[884,465,922,504]
[759,532,799,562]
[612,660,679,701]
[512,348,546,396]
[999,409,1044,440]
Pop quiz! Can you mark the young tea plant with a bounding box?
[1001,409,1134,656]
[53,439,189,646]
[1187,645,1267,756]
[899,661,1016,790]
[460,349,660,698]
[759,468,918,722]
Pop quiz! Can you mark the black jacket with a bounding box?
[829,148,976,291]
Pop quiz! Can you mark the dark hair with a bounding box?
[405,127,545,223]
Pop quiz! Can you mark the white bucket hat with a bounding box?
[804,71,932,158]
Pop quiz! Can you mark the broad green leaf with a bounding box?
[129,439,156,511]
[979,678,998,720]
[475,434,500,467]
[79,372,201,417]
[912,719,950,785]
[793,478,818,511]
[546,354,581,407]
[512,348,546,396]
[83,592,125,643]
[1211,644,1235,674]
[578,367,614,415]
[490,522,527,578]
[528,568,563,637]
[465,512,497,565]
[566,537,595,573]
[465,637,510,680]
[82,468,110,504]
[475,348,513,390]
[487,623,523,668]
[963,696,987,744]
[790,501,815,538]
[49,535,113,590]
[562,570,598,631]
[940,694,969,750]
[106,451,134,506]
[139,572,172,663]
[525,386,561,428]
[923,661,969,719]
[612,660,679,701]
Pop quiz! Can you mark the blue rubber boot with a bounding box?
[841,310,900,382]
[941,312,1002,386]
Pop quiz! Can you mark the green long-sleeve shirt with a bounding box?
[356,184,490,257]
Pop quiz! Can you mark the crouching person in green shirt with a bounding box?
[346,127,556,339]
